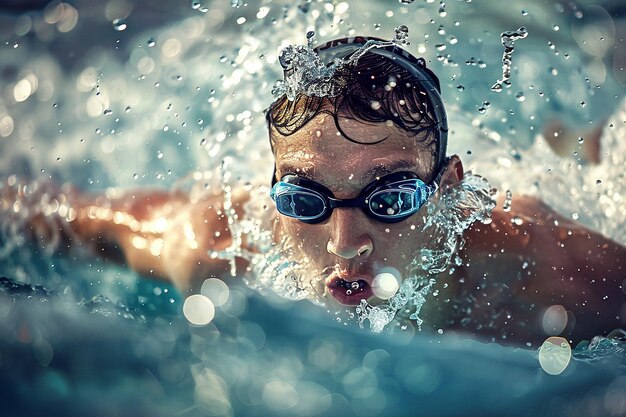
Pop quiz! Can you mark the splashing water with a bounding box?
[271,26,412,101]
[491,27,528,92]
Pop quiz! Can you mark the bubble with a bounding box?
[112,18,127,31]
[147,38,156,47]
[538,336,571,375]
[183,294,215,326]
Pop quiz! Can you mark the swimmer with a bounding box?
[2,36,624,345]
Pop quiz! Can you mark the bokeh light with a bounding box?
[539,336,572,375]
[183,294,215,326]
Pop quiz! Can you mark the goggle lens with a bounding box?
[368,188,416,217]
[272,184,327,220]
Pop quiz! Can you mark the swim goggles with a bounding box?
[270,171,438,224]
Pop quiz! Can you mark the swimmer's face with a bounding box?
[271,112,462,307]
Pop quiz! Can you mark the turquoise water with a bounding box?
[0,0,625,416]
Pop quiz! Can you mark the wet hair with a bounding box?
[266,47,444,176]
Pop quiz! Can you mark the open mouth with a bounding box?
[325,274,374,306]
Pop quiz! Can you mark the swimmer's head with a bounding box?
[266,36,449,180]
[265,36,464,311]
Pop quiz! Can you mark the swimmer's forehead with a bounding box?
[273,113,433,185]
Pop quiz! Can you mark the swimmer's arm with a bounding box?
[0,178,249,291]
[465,196,626,339]
[68,187,252,291]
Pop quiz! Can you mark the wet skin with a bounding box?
[9,113,625,345]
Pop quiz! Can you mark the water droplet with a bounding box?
[103,109,112,115]
[456,85,465,91]
[438,1,447,17]
[231,0,244,7]
[571,212,579,220]
[502,190,513,212]
[125,106,131,113]
[491,83,503,92]
[553,25,559,31]
[596,179,602,185]
[578,137,584,144]
[399,0,415,3]
[112,18,127,31]
[521,10,528,16]
[580,101,586,108]
[394,25,410,45]
[147,38,156,47]
[438,329,444,334]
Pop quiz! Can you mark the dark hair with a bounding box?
[266,45,445,175]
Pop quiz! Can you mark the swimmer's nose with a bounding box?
[326,208,373,260]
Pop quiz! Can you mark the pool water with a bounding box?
[0,0,625,416]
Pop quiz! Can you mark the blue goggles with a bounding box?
[270,171,438,224]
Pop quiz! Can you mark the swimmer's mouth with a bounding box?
[325,273,374,306]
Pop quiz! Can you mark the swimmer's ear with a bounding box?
[437,154,463,190]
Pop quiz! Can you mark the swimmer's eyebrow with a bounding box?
[278,160,418,183]
[366,160,417,181]
[278,163,317,179]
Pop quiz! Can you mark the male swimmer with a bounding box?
[2,36,625,344]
